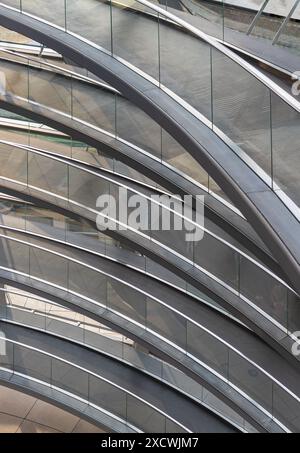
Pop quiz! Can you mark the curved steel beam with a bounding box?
[0,378,130,433]
[0,144,298,366]
[0,95,285,285]
[0,51,281,281]
[0,229,299,431]
[1,217,299,393]
[0,286,249,431]
[0,5,299,295]
[0,323,235,433]
[0,272,284,433]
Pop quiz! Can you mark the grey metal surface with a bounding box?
[2,228,297,430]
[0,272,284,432]
[0,321,237,433]
[0,142,298,364]
[0,5,299,298]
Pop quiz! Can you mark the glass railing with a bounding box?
[0,49,212,193]
[0,141,298,339]
[0,286,251,431]
[0,197,225,311]
[0,110,232,206]
[151,0,300,55]
[0,112,167,192]
[0,1,299,215]
[0,335,187,433]
[0,48,237,206]
[0,232,298,431]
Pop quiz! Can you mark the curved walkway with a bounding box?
[0,3,299,295]
[0,322,236,433]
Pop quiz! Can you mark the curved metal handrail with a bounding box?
[0,2,298,332]
[0,334,190,433]
[0,258,290,432]
[0,288,247,431]
[0,139,295,295]
[137,0,300,113]
[0,13,298,300]
[0,143,299,365]
[0,48,243,215]
[1,0,298,112]
[1,0,300,221]
[0,229,298,429]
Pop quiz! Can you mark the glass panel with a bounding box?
[239,255,288,328]
[159,14,212,121]
[0,58,29,98]
[52,358,89,399]
[115,159,156,188]
[194,232,239,290]
[126,395,165,433]
[0,25,31,45]
[29,66,72,116]
[111,0,160,81]
[28,152,68,197]
[287,289,300,333]
[212,47,272,179]
[161,130,209,188]
[21,0,66,28]
[150,198,194,262]
[29,130,72,158]
[162,362,203,399]
[89,374,126,419]
[145,257,187,291]
[123,344,163,377]
[146,297,187,350]
[0,199,27,231]
[107,277,146,325]
[8,303,46,330]
[66,219,105,255]
[68,165,110,209]
[0,121,30,146]
[116,96,161,159]
[26,205,66,242]
[229,349,273,414]
[68,261,107,304]
[0,289,7,319]
[46,317,84,343]
[0,337,13,371]
[13,344,51,383]
[271,93,300,207]
[187,321,228,377]
[72,144,113,170]
[66,0,112,52]
[72,82,116,133]
[29,247,68,289]
[175,0,224,40]
[85,329,123,359]
[273,383,300,432]
[2,1,21,9]
[0,238,29,274]
[0,142,27,184]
